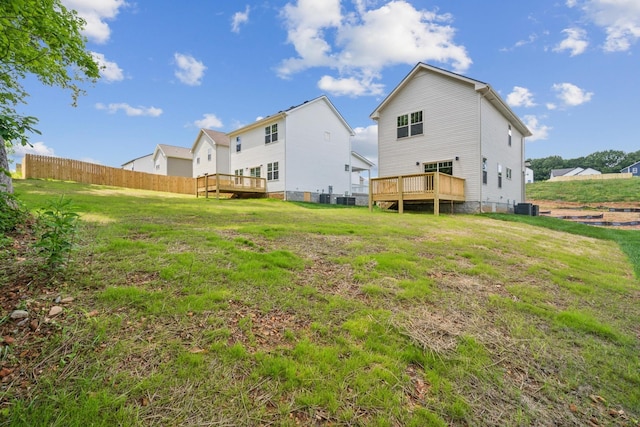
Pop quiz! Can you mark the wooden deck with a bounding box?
[196,174,267,198]
[369,172,465,215]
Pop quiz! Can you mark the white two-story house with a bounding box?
[227,95,356,203]
[191,129,230,177]
[370,63,532,213]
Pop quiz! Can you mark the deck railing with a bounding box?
[196,174,267,198]
[369,172,465,214]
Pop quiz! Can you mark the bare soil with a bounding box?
[529,200,640,230]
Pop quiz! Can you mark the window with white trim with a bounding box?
[250,167,261,178]
[267,162,279,181]
[424,160,453,175]
[207,148,212,161]
[506,167,512,180]
[508,125,512,147]
[265,124,278,144]
[196,157,200,165]
[397,110,423,139]
[236,137,241,152]
[497,163,503,188]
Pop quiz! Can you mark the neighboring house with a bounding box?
[620,161,640,177]
[370,63,532,213]
[152,144,193,177]
[227,95,355,202]
[122,153,154,174]
[191,129,230,177]
[525,167,534,184]
[351,151,375,194]
[550,167,601,180]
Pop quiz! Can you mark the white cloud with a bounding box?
[231,6,251,33]
[568,0,640,52]
[553,27,589,56]
[318,75,384,97]
[523,115,551,142]
[552,82,594,106]
[11,141,56,157]
[279,0,471,97]
[174,53,207,86]
[95,102,163,117]
[91,52,124,82]
[194,114,224,129]
[352,125,378,168]
[506,86,536,108]
[62,0,127,44]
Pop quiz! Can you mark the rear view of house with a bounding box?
[228,95,355,203]
[152,144,193,177]
[370,63,532,213]
[191,129,230,177]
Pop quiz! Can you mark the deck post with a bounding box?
[434,172,440,216]
[215,174,220,199]
[368,179,373,212]
[398,175,404,214]
[204,174,209,199]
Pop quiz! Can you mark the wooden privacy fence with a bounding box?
[549,172,633,182]
[22,154,195,195]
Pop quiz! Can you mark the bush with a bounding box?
[35,196,79,273]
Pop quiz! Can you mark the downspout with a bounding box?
[478,87,484,213]
[283,116,287,201]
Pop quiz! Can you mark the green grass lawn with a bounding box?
[526,177,640,203]
[2,179,640,426]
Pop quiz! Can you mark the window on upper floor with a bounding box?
[267,162,279,181]
[236,137,241,153]
[265,124,278,144]
[508,125,512,147]
[506,167,512,180]
[397,111,423,139]
[497,163,503,188]
[207,148,212,161]
[196,157,200,165]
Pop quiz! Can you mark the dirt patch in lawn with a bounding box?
[530,200,640,229]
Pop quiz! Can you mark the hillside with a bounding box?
[526,178,640,230]
[1,179,639,426]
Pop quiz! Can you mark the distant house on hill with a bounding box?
[620,161,640,177]
[122,153,154,174]
[152,144,192,177]
[549,167,601,180]
[525,167,534,184]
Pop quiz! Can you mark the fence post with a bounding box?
[215,174,220,199]
[368,179,373,212]
[434,172,440,216]
[398,176,404,214]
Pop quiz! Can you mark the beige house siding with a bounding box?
[372,63,531,213]
[377,68,480,202]
[479,98,526,209]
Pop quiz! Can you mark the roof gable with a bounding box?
[154,144,192,160]
[370,62,532,137]
[228,95,354,137]
[191,129,230,152]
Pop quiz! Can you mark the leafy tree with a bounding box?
[0,0,100,193]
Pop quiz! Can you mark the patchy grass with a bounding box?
[1,179,639,426]
[526,178,640,203]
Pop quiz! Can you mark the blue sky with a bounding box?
[11,0,640,172]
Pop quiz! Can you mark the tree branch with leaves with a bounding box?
[0,0,100,193]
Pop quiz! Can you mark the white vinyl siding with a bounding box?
[480,97,524,205]
[377,68,479,201]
